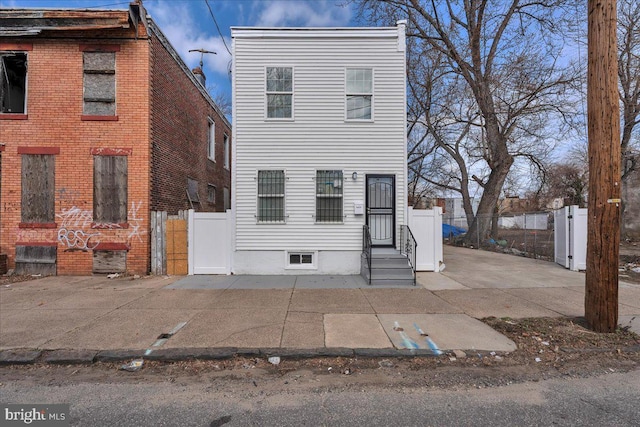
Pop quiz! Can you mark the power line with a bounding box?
[204,0,232,56]
[84,1,132,8]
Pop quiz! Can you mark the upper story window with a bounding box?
[266,67,292,119]
[346,68,373,120]
[223,133,230,170]
[208,119,216,161]
[1,52,27,114]
[83,51,116,116]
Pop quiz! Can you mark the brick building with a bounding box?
[0,2,231,275]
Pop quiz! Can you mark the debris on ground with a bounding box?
[120,359,144,372]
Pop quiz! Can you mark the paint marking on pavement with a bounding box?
[144,321,189,356]
[414,322,443,355]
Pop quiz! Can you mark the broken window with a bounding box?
[21,154,55,223]
[83,52,116,115]
[187,177,200,208]
[94,155,127,223]
[1,52,27,114]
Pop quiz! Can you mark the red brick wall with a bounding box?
[149,34,232,214]
[0,36,151,275]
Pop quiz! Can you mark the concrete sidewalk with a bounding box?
[1,246,639,363]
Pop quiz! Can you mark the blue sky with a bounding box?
[1,0,357,100]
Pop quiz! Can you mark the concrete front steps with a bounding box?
[361,249,415,286]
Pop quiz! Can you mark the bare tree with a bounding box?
[540,162,588,208]
[357,0,579,242]
[207,84,232,119]
[618,0,640,238]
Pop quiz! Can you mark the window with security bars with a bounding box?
[266,67,292,118]
[316,170,343,222]
[258,170,285,222]
[346,68,372,120]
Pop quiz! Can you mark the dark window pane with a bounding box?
[1,53,27,114]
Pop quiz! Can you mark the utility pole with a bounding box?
[586,0,621,332]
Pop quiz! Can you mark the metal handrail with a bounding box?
[400,225,417,286]
[363,224,372,285]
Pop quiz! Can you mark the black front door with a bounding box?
[366,175,395,247]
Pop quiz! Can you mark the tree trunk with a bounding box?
[585,0,621,333]
[465,156,513,246]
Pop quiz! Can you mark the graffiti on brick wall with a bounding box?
[55,201,146,250]
[57,206,93,228]
[127,201,146,242]
[57,228,101,250]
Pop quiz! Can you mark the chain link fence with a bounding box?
[443,212,555,262]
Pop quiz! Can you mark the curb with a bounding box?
[0,347,443,366]
[2,345,638,366]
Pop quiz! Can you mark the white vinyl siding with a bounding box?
[233,26,406,251]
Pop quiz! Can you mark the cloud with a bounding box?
[146,1,232,80]
[254,0,353,27]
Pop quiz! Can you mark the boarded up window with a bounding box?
[94,155,127,223]
[15,245,56,276]
[83,52,116,115]
[21,154,55,223]
[93,250,126,274]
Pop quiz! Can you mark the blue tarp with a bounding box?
[443,223,466,238]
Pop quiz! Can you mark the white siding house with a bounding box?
[231,23,407,275]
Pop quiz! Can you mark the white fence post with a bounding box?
[187,209,195,275]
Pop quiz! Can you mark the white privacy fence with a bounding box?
[407,206,444,271]
[188,210,232,275]
[554,205,587,271]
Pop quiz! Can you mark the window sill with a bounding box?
[285,264,317,270]
[19,222,57,229]
[81,115,119,121]
[345,119,374,123]
[264,118,294,122]
[256,221,286,225]
[93,242,130,251]
[0,114,28,120]
[92,222,129,229]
